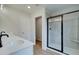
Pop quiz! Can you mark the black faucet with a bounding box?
[0,31,9,48]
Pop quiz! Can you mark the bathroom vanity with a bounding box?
[0,33,34,55]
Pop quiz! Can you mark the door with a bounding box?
[63,12,79,54]
[47,16,62,51]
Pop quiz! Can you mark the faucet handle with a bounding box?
[1,31,5,34]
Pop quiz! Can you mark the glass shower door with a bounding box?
[63,12,79,54]
[48,16,62,51]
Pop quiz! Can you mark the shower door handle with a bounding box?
[49,28,52,30]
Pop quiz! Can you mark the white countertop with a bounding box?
[0,35,34,55]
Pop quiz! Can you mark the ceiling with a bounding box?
[1,4,79,15]
[4,4,43,14]
[45,4,79,16]
[45,4,79,12]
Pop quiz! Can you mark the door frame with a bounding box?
[35,16,42,47]
[47,10,79,55]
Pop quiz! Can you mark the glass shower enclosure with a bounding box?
[47,11,79,55]
[47,16,62,51]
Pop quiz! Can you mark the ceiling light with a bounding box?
[27,6,31,9]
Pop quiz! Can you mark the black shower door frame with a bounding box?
[47,10,79,54]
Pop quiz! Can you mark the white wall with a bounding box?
[31,7,47,50]
[0,7,33,42]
